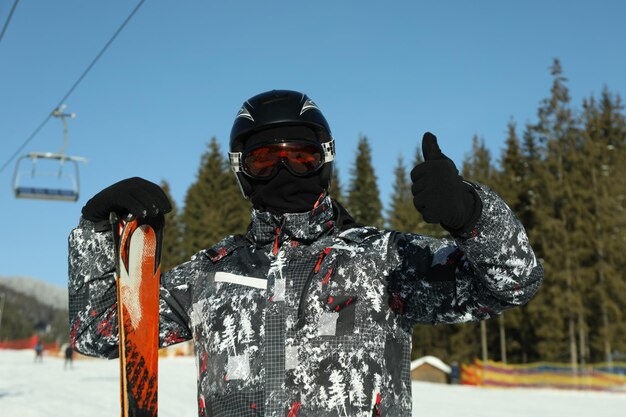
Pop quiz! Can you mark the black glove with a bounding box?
[81,177,172,223]
[410,132,482,233]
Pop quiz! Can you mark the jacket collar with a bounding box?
[247,195,335,245]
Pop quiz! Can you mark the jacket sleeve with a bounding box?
[68,218,193,359]
[386,182,543,326]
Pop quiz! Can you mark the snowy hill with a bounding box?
[0,277,69,342]
[0,276,67,311]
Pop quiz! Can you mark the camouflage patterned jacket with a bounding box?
[68,183,543,417]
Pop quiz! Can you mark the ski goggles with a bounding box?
[229,139,335,179]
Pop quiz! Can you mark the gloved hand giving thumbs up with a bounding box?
[410,132,482,234]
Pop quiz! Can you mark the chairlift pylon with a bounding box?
[12,106,87,202]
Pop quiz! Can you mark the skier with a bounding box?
[64,344,74,369]
[34,340,44,363]
[68,90,543,416]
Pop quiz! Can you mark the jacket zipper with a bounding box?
[296,247,332,330]
[272,227,281,255]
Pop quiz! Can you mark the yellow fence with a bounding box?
[461,359,626,393]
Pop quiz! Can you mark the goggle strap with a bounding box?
[228,152,243,173]
[322,140,335,162]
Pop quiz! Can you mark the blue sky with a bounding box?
[1,1,625,289]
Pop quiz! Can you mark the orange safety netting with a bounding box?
[462,359,626,393]
[0,334,60,351]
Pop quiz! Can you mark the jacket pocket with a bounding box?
[319,295,358,337]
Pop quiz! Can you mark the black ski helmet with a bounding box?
[229,90,334,198]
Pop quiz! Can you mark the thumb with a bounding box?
[422,132,446,161]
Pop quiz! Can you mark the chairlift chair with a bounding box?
[12,106,87,202]
[13,152,87,202]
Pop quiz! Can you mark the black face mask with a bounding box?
[249,168,324,214]
[243,125,326,214]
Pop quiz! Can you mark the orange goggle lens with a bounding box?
[242,142,324,178]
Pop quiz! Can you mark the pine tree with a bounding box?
[528,59,586,367]
[346,136,383,228]
[182,138,250,259]
[519,126,546,255]
[509,123,552,364]
[494,121,537,363]
[456,134,497,363]
[581,90,626,363]
[160,180,185,271]
[330,164,345,206]
[386,156,417,231]
[495,121,525,209]
[489,122,525,363]
[462,135,494,183]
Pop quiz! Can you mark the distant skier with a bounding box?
[64,344,74,369]
[69,90,543,416]
[34,340,43,363]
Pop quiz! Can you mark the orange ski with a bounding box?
[112,215,162,417]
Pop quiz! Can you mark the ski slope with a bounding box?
[0,350,624,416]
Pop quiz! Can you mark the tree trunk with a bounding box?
[578,309,586,367]
[499,315,507,364]
[569,315,578,374]
[481,320,488,363]
[564,200,578,372]
[592,166,613,367]
[602,303,612,368]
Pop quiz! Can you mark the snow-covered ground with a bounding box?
[1,349,624,417]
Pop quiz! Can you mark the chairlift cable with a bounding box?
[0,0,146,174]
[0,115,53,174]
[54,0,146,111]
[0,0,20,44]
